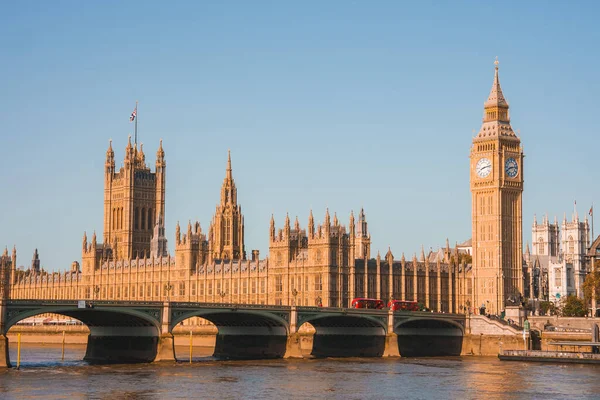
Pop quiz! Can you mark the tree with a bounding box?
[560,295,586,317]
[539,301,555,316]
[583,270,600,306]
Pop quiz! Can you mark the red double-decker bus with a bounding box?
[388,300,419,311]
[351,298,385,309]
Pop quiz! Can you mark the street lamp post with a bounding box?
[164,282,173,302]
[219,291,226,303]
[291,288,298,306]
[316,296,322,307]
[93,285,100,301]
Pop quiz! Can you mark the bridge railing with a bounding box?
[172,302,292,311]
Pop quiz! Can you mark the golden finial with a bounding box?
[494,56,499,68]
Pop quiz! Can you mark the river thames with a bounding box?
[0,344,599,399]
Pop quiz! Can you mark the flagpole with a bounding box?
[134,100,138,145]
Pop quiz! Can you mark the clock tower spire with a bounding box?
[470,59,524,314]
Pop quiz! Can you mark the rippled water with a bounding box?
[1,344,599,399]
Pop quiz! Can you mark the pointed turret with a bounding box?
[227,149,232,180]
[420,245,425,262]
[357,208,368,238]
[284,213,291,238]
[475,58,516,140]
[484,57,509,110]
[82,232,88,251]
[386,246,393,261]
[333,212,339,226]
[175,221,181,245]
[325,208,330,227]
[156,139,165,163]
[294,216,300,231]
[31,248,40,272]
[220,150,236,205]
[349,210,355,236]
[270,214,276,241]
[137,142,146,165]
[308,210,315,238]
[151,212,169,258]
[401,252,406,263]
[123,135,135,168]
[105,139,115,174]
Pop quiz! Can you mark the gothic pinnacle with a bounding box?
[226,149,232,180]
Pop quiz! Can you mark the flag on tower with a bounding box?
[130,106,137,122]
[590,206,594,216]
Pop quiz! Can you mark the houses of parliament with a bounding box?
[5,61,529,315]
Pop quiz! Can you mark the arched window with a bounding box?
[148,208,153,230]
[135,207,139,230]
[538,238,544,255]
[568,235,574,254]
[141,208,146,230]
[225,218,231,245]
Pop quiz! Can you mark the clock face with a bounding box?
[476,158,492,178]
[505,157,518,178]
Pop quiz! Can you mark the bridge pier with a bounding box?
[0,335,10,368]
[0,300,10,368]
[154,333,176,362]
[153,302,176,362]
[383,332,400,357]
[283,332,303,358]
[284,306,302,358]
[383,309,399,357]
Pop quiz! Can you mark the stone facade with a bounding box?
[524,211,590,302]
[7,61,533,315]
[102,136,166,260]
[470,59,525,315]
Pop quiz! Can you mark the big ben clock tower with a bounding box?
[470,59,524,314]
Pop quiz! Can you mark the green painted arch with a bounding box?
[169,309,291,334]
[394,317,465,334]
[4,306,161,333]
[298,313,388,333]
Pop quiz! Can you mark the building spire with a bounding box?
[475,58,516,140]
[485,57,509,110]
[227,149,232,180]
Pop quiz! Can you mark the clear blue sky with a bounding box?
[1,1,599,271]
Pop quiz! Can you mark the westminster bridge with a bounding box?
[0,300,468,367]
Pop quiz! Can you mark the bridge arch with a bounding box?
[5,306,160,333]
[4,301,163,365]
[170,309,290,334]
[297,310,388,357]
[170,306,291,359]
[394,317,464,357]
